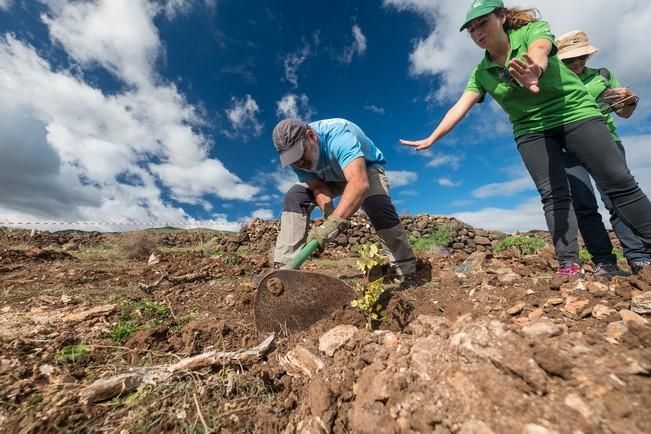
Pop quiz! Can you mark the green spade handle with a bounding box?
[285,240,320,270]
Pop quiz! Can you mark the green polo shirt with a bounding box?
[464,20,602,138]
[579,66,620,142]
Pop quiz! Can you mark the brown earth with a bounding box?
[0,224,650,434]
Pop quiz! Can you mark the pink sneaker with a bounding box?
[556,263,584,277]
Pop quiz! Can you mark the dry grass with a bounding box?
[119,233,159,259]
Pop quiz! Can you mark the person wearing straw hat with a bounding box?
[400,0,651,277]
[557,30,649,275]
[271,118,418,280]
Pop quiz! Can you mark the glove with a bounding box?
[307,215,348,249]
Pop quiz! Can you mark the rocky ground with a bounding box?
[0,218,650,434]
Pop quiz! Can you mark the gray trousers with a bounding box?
[517,117,651,266]
[563,141,651,265]
[273,167,417,275]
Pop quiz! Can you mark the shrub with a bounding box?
[495,235,546,255]
[408,223,455,252]
[350,243,387,330]
[120,233,159,259]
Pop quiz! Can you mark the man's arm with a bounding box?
[333,157,369,219]
[306,177,336,216]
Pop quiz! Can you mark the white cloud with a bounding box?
[271,168,300,194]
[620,134,651,199]
[363,104,385,115]
[0,0,12,11]
[452,133,651,232]
[453,197,547,232]
[283,43,311,88]
[43,0,160,86]
[276,93,316,120]
[384,0,651,119]
[399,189,419,197]
[387,170,418,188]
[250,208,274,220]
[438,177,460,187]
[451,199,473,207]
[472,175,534,199]
[427,153,462,169]
[224,94,263,139]
[0,1,258,230]
[341,25,367,63]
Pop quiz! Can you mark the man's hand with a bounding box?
[307,215,348,249]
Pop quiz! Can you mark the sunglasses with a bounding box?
[562,54,590,65]
[498,67,522,89]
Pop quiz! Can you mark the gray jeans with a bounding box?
[563,141,651,264]
[517,117,651,266]
[273,167,417,274]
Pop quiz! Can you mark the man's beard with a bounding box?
[306,141,320,171]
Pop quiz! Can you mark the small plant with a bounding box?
[133,300,170,318]
[495,235,546,255]
[55,343,90,363]
[0,226,7,232]
[350,243,387,330]
[111,321,139,344]
[222,254,241,265]
[580,247,624,263]
[613,248,625,261]
[408,223,455,251]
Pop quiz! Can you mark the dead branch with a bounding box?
[166,271,209,284]
[80,333,275,403]
[138,271,209,291]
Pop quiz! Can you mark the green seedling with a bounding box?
[55,343,90,363]
[495,235,546,255]
[111,321,139,344]
[350,243,387,330]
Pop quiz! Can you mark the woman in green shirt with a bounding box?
[401,0,651,276]
[557,30,649,275]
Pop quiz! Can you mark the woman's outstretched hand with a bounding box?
[509,53,543,93]
[400,137,434,151]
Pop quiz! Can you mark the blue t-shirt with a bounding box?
[293,118,385,183]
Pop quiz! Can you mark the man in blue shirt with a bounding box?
[272,118,417,278]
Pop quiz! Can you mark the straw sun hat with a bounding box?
[556,30,599,60]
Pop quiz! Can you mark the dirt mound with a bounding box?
[1,219,650,433]
[279,313,651,434]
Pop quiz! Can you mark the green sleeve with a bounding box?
[525,20,558,56]
[464,66,486,103]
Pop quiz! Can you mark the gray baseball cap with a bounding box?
[272,118,307,167]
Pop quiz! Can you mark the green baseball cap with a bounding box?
[459,0,504,32]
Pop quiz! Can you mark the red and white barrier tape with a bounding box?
[0,221,230,227]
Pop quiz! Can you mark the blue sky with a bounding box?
[1,0,650,232]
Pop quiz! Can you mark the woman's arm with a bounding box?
[602,87,638,119]
[400,91,482,151]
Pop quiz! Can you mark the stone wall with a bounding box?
[239,214,510,255]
